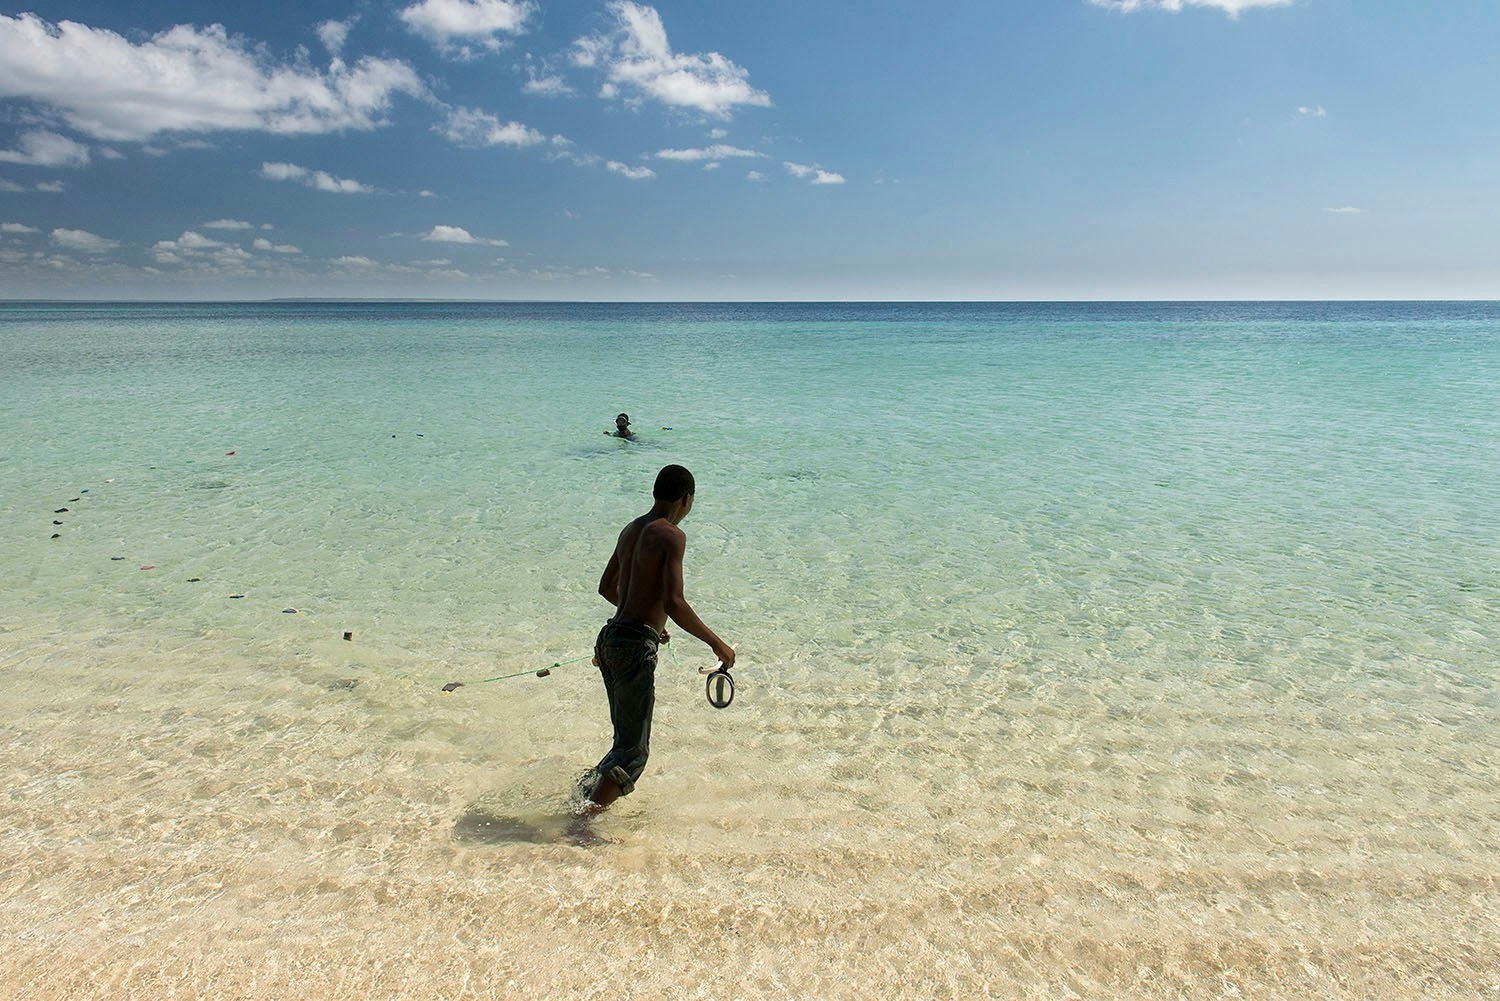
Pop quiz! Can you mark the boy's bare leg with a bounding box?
[565,776,623,845]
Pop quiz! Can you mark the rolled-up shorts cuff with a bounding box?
[605,765,636,797]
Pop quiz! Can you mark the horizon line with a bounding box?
[4,297,1500,305]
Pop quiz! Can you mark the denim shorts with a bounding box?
[590,619,660,795]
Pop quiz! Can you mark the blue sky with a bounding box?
[1,0,1498,300]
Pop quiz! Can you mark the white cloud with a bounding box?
[0,179,25,192]
[524,68,573,96]
[332,255,377,268]
[35,180,65,193]
[253,237,302,253]
[204,218,254,230]
[654,144,760,162]
[151,231,226,263]
[317,19,352,56]
[151,232,252,268]
[0,13,425,142]
[2,221,39,233]
[260,161,374,194]
[573,2,771,117]
[437,106,551,147]
[419,189,439,198]
[746,170,765,182]
[707,127,728,140]
[1088,0,1292,16]
[399,0,533,54]
[784,161,845,184]
[0,130,90,167]
[421,224,508,246]
[1297,105,1327,118]
[51,227,118,252]
[1324,206,1365,215]
[606,160,655,180]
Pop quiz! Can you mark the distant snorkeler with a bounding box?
[606,413,637,440]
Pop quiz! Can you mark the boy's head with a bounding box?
[615,413,631,431]
[653,464,695,503]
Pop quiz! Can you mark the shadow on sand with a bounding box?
[454,773,612,847]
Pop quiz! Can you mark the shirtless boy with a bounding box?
[582,464,736,811]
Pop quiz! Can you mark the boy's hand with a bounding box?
[711,642,736,670]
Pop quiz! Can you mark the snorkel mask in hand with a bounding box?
[700,660,734,708]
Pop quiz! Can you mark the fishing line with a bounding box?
[441,637,734,707]
[441,654,594,693]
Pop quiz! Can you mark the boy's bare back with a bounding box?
[609,513,684,634]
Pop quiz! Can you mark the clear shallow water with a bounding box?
[2,301,1497,997]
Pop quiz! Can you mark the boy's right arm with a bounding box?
[661,531,735,668]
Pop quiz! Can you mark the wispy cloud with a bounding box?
[151,230,227,263]
[1324,206,1365,215]
[203,218,254,230]
[253,237,302,253]
[523,67,574,97]
[317,18,353,56]
[51,227,118,253]
[1,221,40,233]
[260,161,374,194]
[1297,105,1327,119]
[0,130,91,167]
[436,107,554,147]
[784,161,845,185]
[573,1,771,117]
[1088,0,1292,16]
[606,160,655,180]
[654,144,760,162]
[399,0,534,56]
[0,13,424,142]
[421,224,508,246]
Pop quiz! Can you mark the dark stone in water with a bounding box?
[53,520,62,525]
[327,678,360,691]
[187,578,201,582]
[54,508,68,513]
[51,533,60,539]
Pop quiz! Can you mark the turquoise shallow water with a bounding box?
[2,301,1498,997]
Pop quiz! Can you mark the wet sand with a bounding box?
[4,632,1497,1000]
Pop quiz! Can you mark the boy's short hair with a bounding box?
[653,464,695,502]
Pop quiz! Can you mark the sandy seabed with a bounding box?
[4,620,1499,1001]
